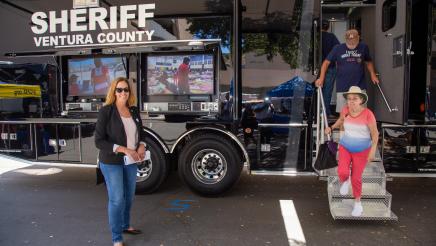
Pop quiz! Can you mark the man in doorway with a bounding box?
[315,29,379,113]
[320,19,340,117]
[177,57,191,94]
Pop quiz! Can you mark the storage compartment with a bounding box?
[0,123,34,159]
[34,123,81,162]
[382,126,436,173]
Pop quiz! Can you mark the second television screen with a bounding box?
[147,54,214,95]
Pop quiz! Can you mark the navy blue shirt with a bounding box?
[322,31,340,68]
[326,42,372,92]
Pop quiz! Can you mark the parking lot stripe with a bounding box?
[0,155,32,175]
[280,200,306,246]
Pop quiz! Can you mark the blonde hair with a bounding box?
[104,77,136,107]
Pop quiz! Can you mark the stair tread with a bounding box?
[330,199,398,221]
[320,162,385,177]
[328,182,389,197]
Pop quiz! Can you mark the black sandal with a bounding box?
[123,229,142,235]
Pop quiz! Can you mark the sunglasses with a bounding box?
[115,87,130,93]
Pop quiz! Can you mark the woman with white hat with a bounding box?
[325,86,379,217]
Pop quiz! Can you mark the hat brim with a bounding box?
[343,92,368,104]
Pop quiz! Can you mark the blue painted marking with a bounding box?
[165,199,197,212]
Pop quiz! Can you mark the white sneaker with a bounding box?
[339,179,350,195]
[352,202,363,217]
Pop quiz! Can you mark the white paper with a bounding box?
[144,150,151,161]
[124,150,151,165]
[123,155,138,165]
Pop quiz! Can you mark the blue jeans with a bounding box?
[99,162,137,243]
[322,67,336,115]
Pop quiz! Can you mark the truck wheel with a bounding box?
[135,139,169,194]
[178,135,243,196]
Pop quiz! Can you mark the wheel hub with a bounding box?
[204,155,220,171]
[136,159,152,182]
[192,149,227,184]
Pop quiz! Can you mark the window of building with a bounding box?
[382,0,397,32]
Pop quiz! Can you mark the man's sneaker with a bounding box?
[339,179,350,195]
[352,201,363,217]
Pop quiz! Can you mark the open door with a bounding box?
[374,0,410,124]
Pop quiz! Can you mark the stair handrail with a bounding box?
[376,83,398,113]
[318,88,331,141]
[313,87,331,175]
[312,87,331,164]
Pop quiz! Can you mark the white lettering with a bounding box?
[145,30,154,40]
[136,31,145,41]
[126,31,135,42]
[42,36,49,46]
[76,34,84,44]
[59,35,67,45]
[85,34,93,44]
[109,6,118,29]
[138,4,155,28]
[106,32,115,43]
[31,12,48,34]
[70,9,87,32]
[89,8,108,30]
[120,5,137,29]
[97,33,106,43]
[67,35,75,45]
[49,36,58,46]
[49,10,68,33]
[116,32,125,42]
[30,4,158,48]
[33,37,43,46]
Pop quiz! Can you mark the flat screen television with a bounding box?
[146,53,214,96]
[68,56,127,97]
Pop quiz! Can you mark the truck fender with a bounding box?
[141,127,170,153]
[170,127,250,167]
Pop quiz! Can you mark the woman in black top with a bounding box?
[95,77,145,246]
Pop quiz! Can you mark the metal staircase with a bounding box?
[314,89,398,221]
[325,153,398,220]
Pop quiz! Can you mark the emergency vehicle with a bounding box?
[0,0,434,220]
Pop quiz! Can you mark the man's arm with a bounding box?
[315,60,331,87]
[365,61,380,84]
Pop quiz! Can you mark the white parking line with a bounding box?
[0,155,32,175]
[280,200,306,246]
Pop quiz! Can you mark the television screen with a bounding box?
[147,54,214,95]
[68,57,126,97]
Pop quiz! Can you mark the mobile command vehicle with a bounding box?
[0,0,435,220]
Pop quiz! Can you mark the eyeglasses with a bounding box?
[115,87,129,93]
[346,97,361,102]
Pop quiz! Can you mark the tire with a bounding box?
[135,139,169,194]
[178,134,243,196]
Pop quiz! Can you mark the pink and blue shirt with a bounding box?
[339,107,376,153]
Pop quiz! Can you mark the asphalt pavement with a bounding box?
[0,161,435,246]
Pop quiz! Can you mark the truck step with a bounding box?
[318,161,386,178]
[328,176,388,197]
[329,198,398,221]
